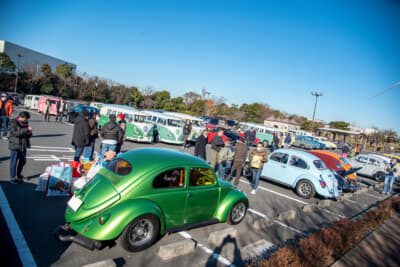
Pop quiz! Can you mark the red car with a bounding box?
[207,129,228,143]
[236,132,260,145]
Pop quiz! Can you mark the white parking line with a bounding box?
[320,208,346,219]
[178,231,235,267]
[365,193,383,200]
[28,146,75,153]
[0,185,37,267]
[240,179,310,205]
[27,155,74,161]
[344,198,358,204]
[247,208,307,236]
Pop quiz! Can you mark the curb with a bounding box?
[158,239,196,260]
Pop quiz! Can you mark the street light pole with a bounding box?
[14,53,24,93]
[311,92,323,134]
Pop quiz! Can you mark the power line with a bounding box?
[369,81,400,99]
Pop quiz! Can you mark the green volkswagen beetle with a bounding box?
[57,148,248,252]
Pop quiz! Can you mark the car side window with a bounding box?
[270,153,289,164]
[357,156,368,163]
[153,168,185,189]
[289,156,308,169]
[368,158,378,165]
[190,168,216,187]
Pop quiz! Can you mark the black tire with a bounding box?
[373,172,385,182]
[227,200,247,225]
[263,140,269,148]
[118,214,160,252]
[242,162,252,178]
[295,179,315,199]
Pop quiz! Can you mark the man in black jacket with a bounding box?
[226,138,248,185]
[71,110,90,161]
[210,128,225,170]
[194,129,208,160]
[182,119,192,150]
[100,114,124,162]
[9,111,32,184]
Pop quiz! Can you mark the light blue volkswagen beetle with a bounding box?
[245,149,339,199]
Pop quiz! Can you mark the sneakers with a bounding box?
[251,189,256,195]
[9,178,18,184]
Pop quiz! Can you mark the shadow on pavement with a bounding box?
[32,134,67,138]
[206,235,243,267]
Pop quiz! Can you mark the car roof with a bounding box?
[273,148,321,161]
[307,151,343,170]
[311,150,342,160]
[119,148,209,170]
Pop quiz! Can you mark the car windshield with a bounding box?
[313,160,327,170]
[105,158,132,185]
[340,157,350,165]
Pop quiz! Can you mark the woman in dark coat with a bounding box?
[194,130,208,160]
[71,110,90,161]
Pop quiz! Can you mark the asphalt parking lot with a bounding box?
[0,107,398,267]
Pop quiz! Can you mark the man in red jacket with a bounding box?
[0,93,14,139]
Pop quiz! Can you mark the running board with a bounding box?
[165,218,219,233]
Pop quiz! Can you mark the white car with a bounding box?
[347,154,389,182]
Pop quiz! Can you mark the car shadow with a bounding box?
[32,134,66,138]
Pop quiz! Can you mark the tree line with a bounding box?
[0,52,398,144]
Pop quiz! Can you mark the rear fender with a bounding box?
[214,190,248,222]
[70,199,165,241]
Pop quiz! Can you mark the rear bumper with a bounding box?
[55,224,102,250]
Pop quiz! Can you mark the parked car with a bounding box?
[347,154,390,181]
[333,140,351,152]
[244,149,340,199]
[291,136,322,150]
[314,137,337,150]
[202,116,237,130]
[308,150,361,192]
[68,105,99,123]
[57,148,248,251]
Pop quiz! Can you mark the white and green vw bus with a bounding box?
[143,111,184,145]
[162,112,206,142]
[239,122,284,147]
[99,104,153,143]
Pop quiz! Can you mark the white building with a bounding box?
[0,40,76,73]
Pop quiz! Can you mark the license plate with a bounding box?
[67,196,83,212]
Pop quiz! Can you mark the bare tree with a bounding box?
[183,91,201,109]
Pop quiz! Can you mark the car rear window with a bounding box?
[106,159,132,176]
[313,160,327,170]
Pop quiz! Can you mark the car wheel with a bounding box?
[263,140,269,147]
[228,200,247,225]
[373,172,385,182]
[242,162,252,178]
[296,179,315,199]
[119,214,160,252]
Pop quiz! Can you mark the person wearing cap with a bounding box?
[100,114,124,163]
[0,93,14,139]
[225,137,248,185]
[116,114,126,154]
[71,110,90,161]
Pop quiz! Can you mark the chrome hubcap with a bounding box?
[300,183,311,196]
[231,202,246,223]
[128,219,153,247]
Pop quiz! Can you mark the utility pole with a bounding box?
[14,53,24,93]
[311,92,323,134]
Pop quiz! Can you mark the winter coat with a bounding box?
[211,135,225,152]
[89,118,99,138]
[101,120,124,143]
[183,123,192,136]
[0,99,13,116]
[233,142,248,162]
[218,145,234,163]
[8,118,32,151]
[249,149,268,170]
[284,135,292,144]
[71,114,90,147]
[273,135,279,145]
[194,135,208,160]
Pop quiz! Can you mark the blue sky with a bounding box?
[1,0,399,132]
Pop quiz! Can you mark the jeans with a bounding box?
[74,146,85,162]
[251,168,262,190]
[218,161,232,179]
[84,137,96,161]
[383,175,395,194]
[0,115,9,137]
[100,143,117,163]
[10,149,26,179]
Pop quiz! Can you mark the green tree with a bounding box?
[41,81,54,94]
[191,99,206,114]
[41,63,52,75]
[301,120,312,131]
[55,64,73,78]
[153,90,171,109]
[129,87,143,107]
[329,121,350,130]
[0,52,16,72]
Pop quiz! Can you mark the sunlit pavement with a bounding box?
[0,107,397,267]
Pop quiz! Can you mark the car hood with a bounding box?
[218,178,235,189]
[65,174,120,222]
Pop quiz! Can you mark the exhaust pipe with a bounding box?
[55,224,102,250]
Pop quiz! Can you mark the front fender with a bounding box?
[214,190,248,222]
[70,198,165,241]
